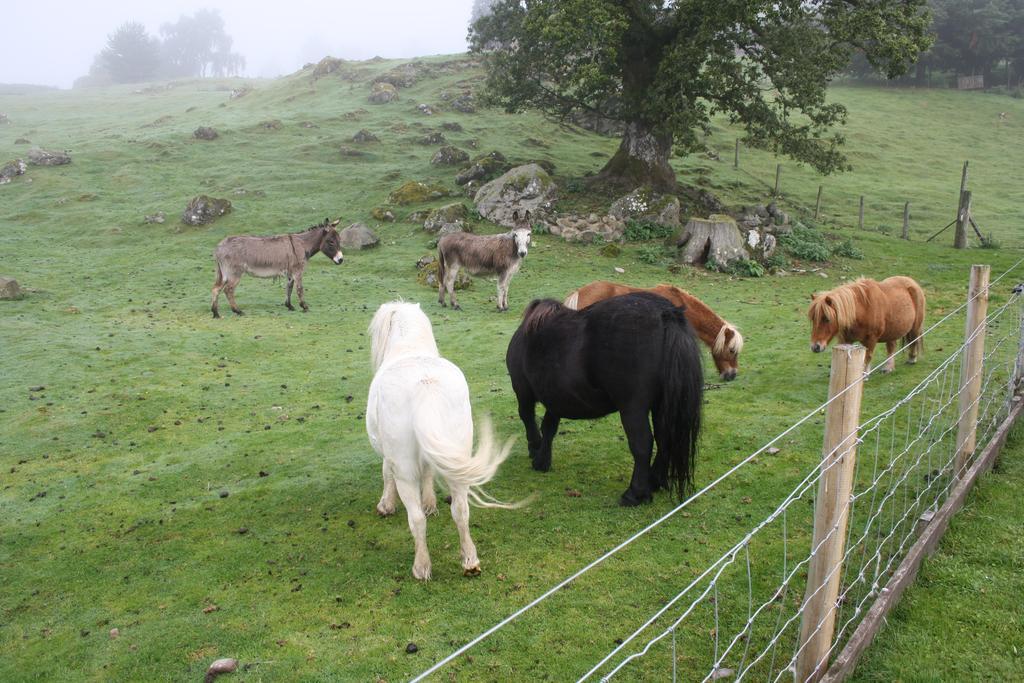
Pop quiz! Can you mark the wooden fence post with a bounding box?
[954,190,972,249]
[795,344,866,683]
[774,164,782,196]
[954,265,990,477]
[858,196,864,231]
[902,202,910,240]
[814,185,823,220]
[735,139,740,169]
[958,161,969,208]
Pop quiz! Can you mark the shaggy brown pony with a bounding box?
[808,276,926,373]
[564,281,744,381]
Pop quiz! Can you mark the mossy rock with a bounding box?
[370,206,396,222]
[416,259,472,290]
[388,181,452,205]
[423,202,470,231]
[599,243,622,258]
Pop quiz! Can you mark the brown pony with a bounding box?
[808,276,926,373]
[564,281,744,381]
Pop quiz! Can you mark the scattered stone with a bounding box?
[370,207,396,222]
[182,195,232,226]
[416,256,472,290]
[474,163,557,227]
[455,151,509,186]
[339,147,365,157]
[352,129,378,143]
[338,223,380,249]
[767,447,781,455]
[0,277,23,300]
[450,93,476,113]
[406,643,419,654]
[14,138,30,145]
[423,202,470,232]
[388,181,452,205]
[27,148,70,166]
[144,212,166,225]
[374,61,432,88]
[258,120,282,130]
[609,187,681,229]
[109,628,119,639]
[299,121,319,129]
[193,126,218,140]
[0,113,8,124]
[614,267,625,274]
[205,658,238,683]
[441,122,463,132]
[0,159,27,185]
[675,215,747,268]
[229,87,251,99]
[430,145,469,166]
[311,56,344,79]
[551,213,625,243]
[416,103,434,115]
[524,137,549,148]
[418,132,446,145]
[219,490,229,499]
[368,82,398,104]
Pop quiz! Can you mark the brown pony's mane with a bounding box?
[522,299,566,334]
[808,278,870,333]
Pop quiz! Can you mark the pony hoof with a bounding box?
[412,564,432,581]
[463,564,481,577]
[452,305,461,311]
[212,311,220,319]
[422,501,438,516]
[301,307,310,313]
[531,459,551,472]
[376,502,395,517]
[232,309,244,316]
[619,490,651,507]
[285,303,295,311]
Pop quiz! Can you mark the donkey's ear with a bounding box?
[524,209,531,220]
[330,218,341,227]
[512,209,520,222]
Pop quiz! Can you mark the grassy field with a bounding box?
[1,55,1022,681]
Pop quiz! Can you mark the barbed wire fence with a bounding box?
[413,260,1024,683]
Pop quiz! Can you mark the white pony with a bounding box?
[366,301,516,579]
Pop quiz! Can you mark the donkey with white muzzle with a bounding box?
[436,210,533,312]
[211,217,344,317]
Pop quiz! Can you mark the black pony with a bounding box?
[505,292,703,505]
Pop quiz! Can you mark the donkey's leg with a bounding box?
[449,484,481,576]
[295,273,309,312]
[619,408,655,506]
[421,467,437,516]
[211,281,224,318]
[394,477,431,580]
[284,275,295,311]
[533,410,560,472]
[445,265,461,310]
[496,271,513,312]
[376,458,397,517]
[224,277,244,316]
[882,340,898,373]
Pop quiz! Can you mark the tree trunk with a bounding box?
[591,121,676,193]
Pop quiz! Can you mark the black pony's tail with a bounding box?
[654,307,703,499]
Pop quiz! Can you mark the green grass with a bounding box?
[1,55,1022,681]
[850,429,1024,682]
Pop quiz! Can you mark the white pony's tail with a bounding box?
[563,290,580,310]
[413,400,523,509]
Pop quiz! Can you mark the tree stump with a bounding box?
[674,215,747,266]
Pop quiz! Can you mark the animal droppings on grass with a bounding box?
[109,628,119,639]
[767,446,781,455]
[202,605,219,614]
[236,527,248,534]
[258,470,269,477]
[565,488,582,497]
[219,491,229,498]
[405,642,418,654]
[29,385,45,392]
[347,520,355,528]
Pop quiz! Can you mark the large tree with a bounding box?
[160,9,245,78]
[98,22,162,84]
[470,1,932,191]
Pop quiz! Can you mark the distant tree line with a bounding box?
[76,10,245,87]
[850,0,1024,88]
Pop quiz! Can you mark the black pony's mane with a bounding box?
[522,299,568,334]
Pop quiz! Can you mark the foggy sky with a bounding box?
[1,0,475,88]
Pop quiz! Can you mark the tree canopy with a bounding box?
[98,22,162,84]
[470,1,933,191]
